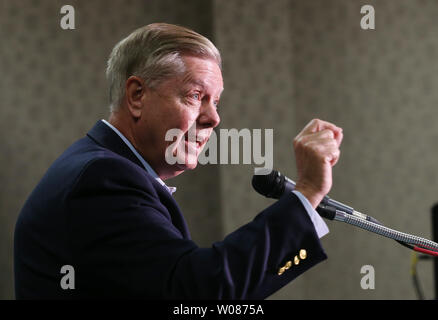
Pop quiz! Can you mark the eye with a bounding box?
[191,93,201,100]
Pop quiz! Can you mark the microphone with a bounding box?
[252,170,380,224]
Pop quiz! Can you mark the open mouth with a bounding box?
[184,133,207,149]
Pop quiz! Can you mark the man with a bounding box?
[14,23,343,299]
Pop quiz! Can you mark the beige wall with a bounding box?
[213,0,305,299]
[0,0,220,299]
[291,0,437,299]
[215,0,438,299]
[1,0,437,299]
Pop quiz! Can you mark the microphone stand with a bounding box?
[251,171,438,256]
[317,206,438,256]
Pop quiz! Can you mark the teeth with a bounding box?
[183,135,205,147]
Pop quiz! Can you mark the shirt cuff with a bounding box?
[292,190,329,239]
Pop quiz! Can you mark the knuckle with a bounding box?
[293,137,302,149]
[326,130,334,139]
[294,135,310,147]
[320,129,334,139]
[329,139,338,147]
[304,140,317,149]
[311,118,321,126]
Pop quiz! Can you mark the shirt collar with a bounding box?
[101,119,176,195]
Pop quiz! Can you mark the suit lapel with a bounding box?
[87,120,145,170]
[86,120,191,239]
[153,183,191,240]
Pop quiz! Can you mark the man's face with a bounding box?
[135,55,223,179]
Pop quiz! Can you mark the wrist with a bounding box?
[294,184,324,209]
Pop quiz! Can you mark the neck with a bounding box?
[108,112,137,150]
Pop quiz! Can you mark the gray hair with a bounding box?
[106,23,222,112]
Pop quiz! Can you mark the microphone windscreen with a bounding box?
[252,170,283,199]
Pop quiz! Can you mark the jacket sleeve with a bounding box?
[66,156,327,299]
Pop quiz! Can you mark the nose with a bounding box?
[197,100,220,129]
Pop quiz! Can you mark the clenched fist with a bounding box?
[293,119,343,208]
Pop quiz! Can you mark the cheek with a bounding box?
[162,110,197,145]
[174,109,198,133]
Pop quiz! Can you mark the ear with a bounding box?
[125,76,145,119]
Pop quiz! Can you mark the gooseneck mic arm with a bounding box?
[252,170,380,223]
[252,170,438,256]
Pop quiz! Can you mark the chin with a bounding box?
[184,162,198,170]
[169,156,198,174]
[176,159,199,171]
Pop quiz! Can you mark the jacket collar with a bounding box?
[86,120,145,171]
[86,120,190,239]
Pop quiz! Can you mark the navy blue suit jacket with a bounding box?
[14,120,327,299]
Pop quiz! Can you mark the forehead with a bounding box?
[180,56,224,93]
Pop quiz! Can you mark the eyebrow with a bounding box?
[182,75,224,96]
[187,79,206,90]
[181,74,207,89]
